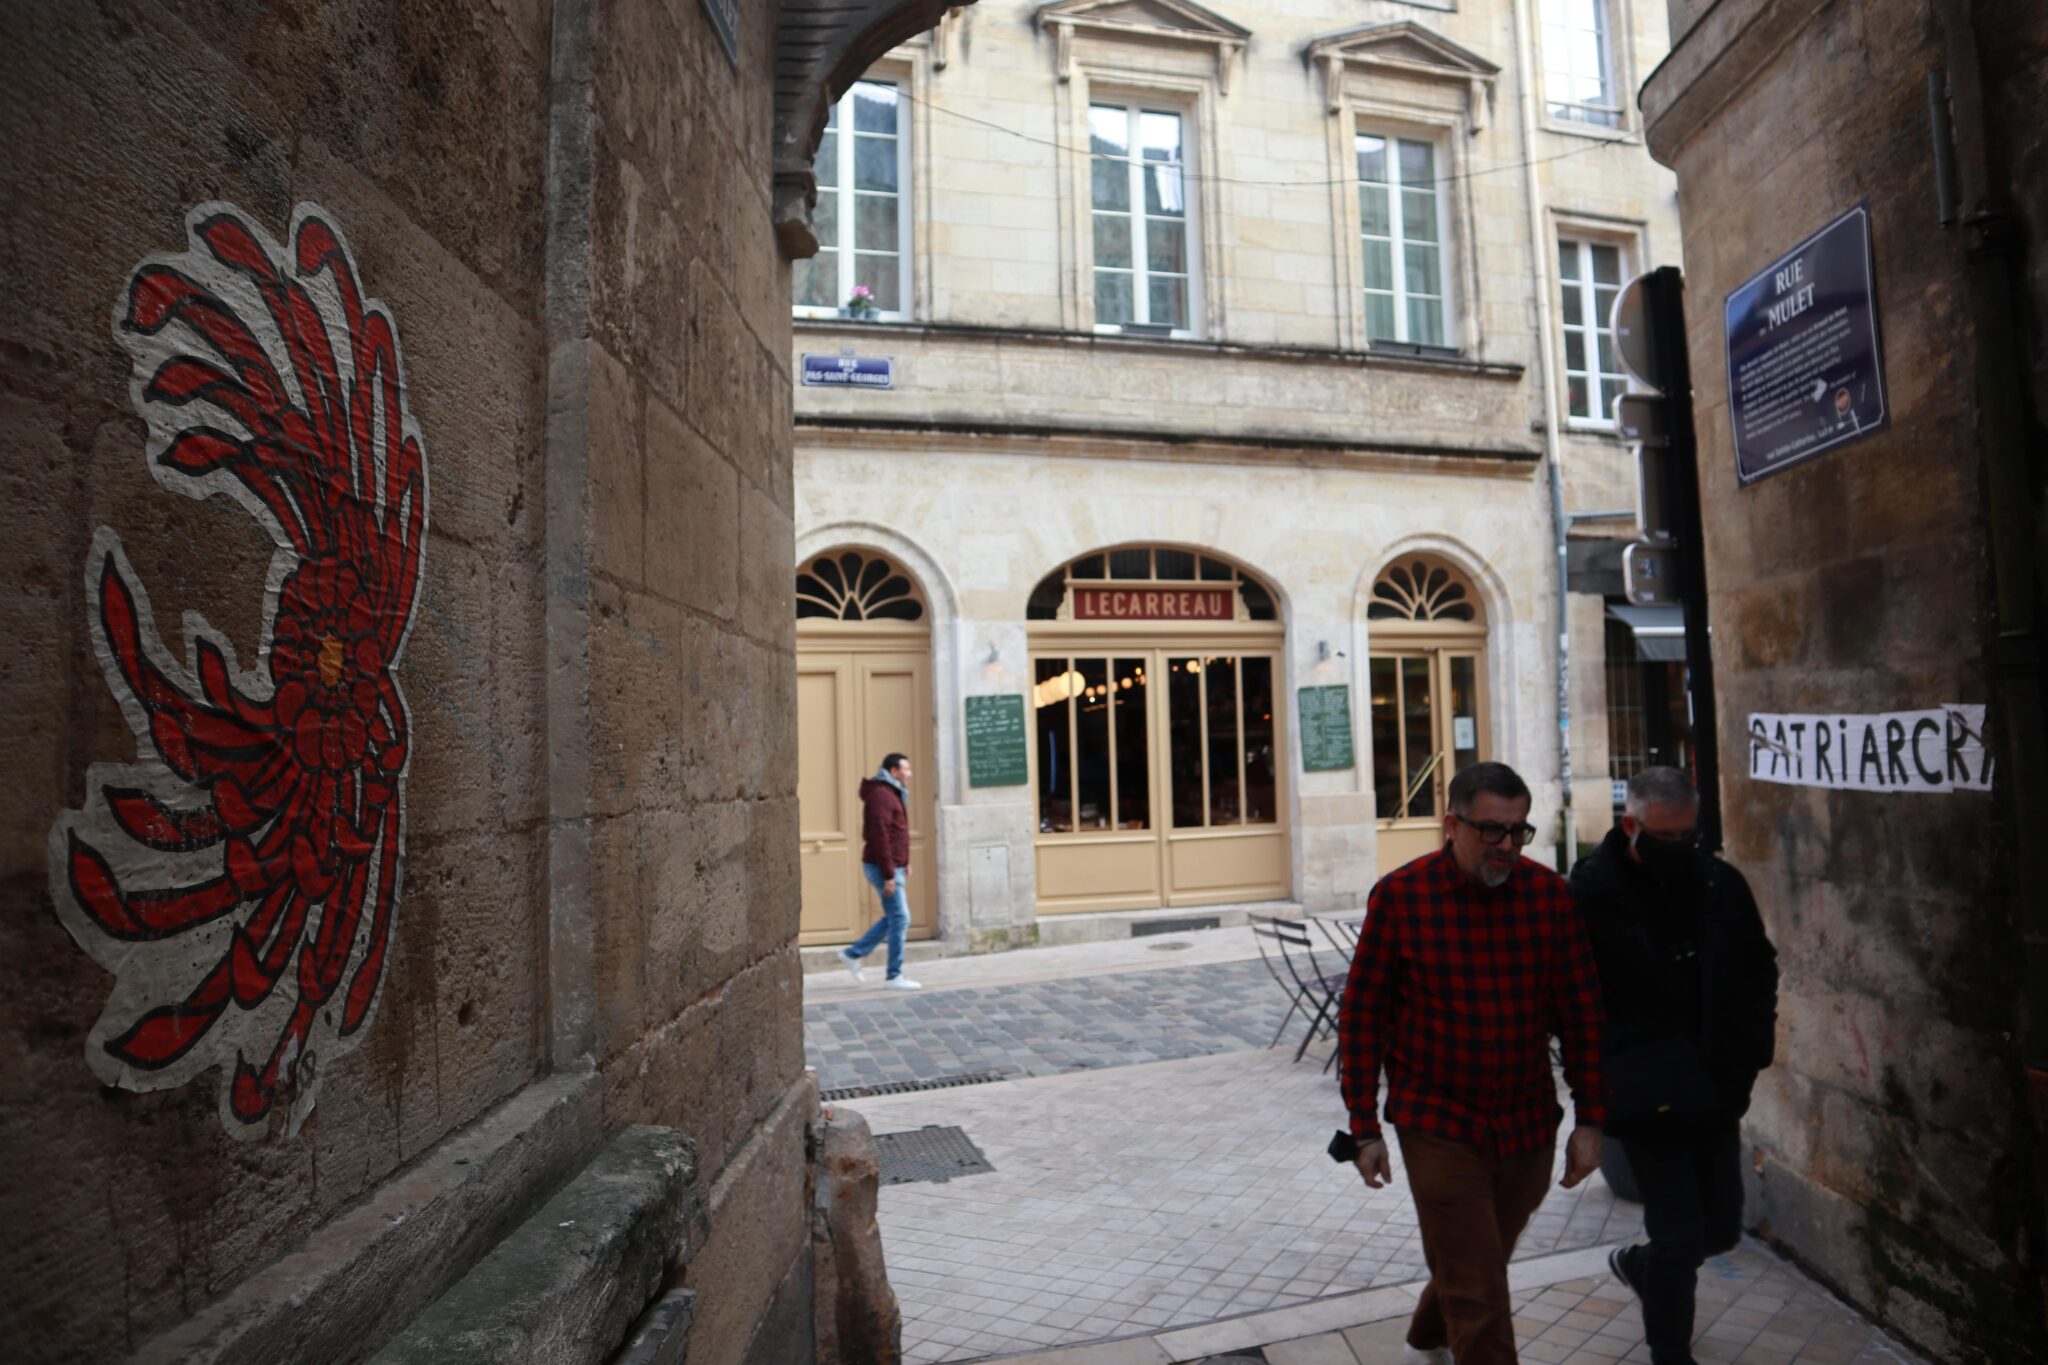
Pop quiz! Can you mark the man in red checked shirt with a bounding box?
[1338,762,1606,1365]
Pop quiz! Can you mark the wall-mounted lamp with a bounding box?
[1316,640,1347,663]
[986,644,1000,665]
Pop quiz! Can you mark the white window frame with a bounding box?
[1355,128,1454,349]
[793,78,913,321]
[1558,235,1631,428]
[1539,0,1622,130]
[1086,99,1200,338]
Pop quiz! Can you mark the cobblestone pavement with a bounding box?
[806,956,1302,1094]
[848,1042,1645,1363]
[987,1238,1924,1364]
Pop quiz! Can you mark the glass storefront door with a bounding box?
[1370,647,1487,871]
[1032,646,1287,913]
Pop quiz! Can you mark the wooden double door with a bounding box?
[796,635,936,946]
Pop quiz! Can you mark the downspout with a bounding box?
[1509,0,1576,866]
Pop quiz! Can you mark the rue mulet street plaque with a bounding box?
[1723,203,1888,484]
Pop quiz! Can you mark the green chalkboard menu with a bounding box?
[965,694,1029,788]
[1298,685,1356,773]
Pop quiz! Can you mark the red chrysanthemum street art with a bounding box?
[47,203,428,1136]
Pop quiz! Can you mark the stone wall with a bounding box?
[1643,1,2048,1360]
[0,4,552,1358]
[0,0,820,1361]
[561,0,812,1359]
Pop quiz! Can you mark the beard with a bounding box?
[1478,862,1512,888]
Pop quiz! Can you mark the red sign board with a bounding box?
[1073,587,1234,621]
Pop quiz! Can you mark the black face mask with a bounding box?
[1633,832,1703,881]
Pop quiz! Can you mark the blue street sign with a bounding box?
[1724,204,1888,484]
[699,0,738,70]
[801,353,894,389]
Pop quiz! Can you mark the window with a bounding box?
[794,80,910,317]
[1558,238,1627,425]
[795,549,925,621]
[1089,103,1193,333]
[1026,548,1277,621]
[1033,653,1275,833]
[1541,0,1619,128]
[1357,133,1449,347]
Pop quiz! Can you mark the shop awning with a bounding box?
[1607,603,1688,663]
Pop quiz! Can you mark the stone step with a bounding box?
[369,1126,700,1365]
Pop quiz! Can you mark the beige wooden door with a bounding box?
[1369,647,1488,872]
[797,646,936,945]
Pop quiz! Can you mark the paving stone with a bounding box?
[807,959,1295,1093]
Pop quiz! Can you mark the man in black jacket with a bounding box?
[1570,767,1778,1365]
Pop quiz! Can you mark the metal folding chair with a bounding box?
[1254,914,1347,1063]
[1311,913,1366,1075]
[1251,915,1316,1051]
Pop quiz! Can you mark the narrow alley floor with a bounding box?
[803,928,1924,1365]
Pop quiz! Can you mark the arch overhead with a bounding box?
[774,1,978,257]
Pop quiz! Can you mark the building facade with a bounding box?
[791,0,1686,948]
[1641,1,2048,1360]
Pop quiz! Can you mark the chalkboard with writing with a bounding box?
[965,694,1029,789]
[1298,685,1356,773]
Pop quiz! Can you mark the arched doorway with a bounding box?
[1367,554,1491,870]
[795,548,937,945]
[1026,546,1289,914]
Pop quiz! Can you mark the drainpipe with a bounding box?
[1509,0,1577,867]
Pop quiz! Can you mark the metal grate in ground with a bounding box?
[872,1125,996,1186]
[818,1068,1015,1103]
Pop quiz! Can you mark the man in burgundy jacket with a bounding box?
[838,752,920,989]
[1339,762,1607,1365]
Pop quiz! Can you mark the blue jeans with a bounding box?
[847,863,909,978]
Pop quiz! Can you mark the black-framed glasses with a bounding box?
[1454,814,1539,847]
[1636,827,1699,846]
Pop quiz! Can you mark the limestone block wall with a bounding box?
[568,1,810,1360]
[1644,1,2048,1359]
[801,0,1683,508]
[0,1,815,1362]
[0,3,553,1359]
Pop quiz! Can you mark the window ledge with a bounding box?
[1541,119,1640,144]
[1544,419,1628,442]
[792,316,1527,380]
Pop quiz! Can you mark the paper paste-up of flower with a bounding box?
[47,203,428,1135]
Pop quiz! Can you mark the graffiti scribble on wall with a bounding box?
[46,203,428,1136]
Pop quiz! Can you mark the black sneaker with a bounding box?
[1608,1245,1640,1296]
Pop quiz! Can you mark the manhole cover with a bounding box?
[1147,939,1193,951]
[872,1125,995,1185]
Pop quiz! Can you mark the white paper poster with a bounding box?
[1746,705,1993,793]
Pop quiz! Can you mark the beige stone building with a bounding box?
[791,0,1687,949]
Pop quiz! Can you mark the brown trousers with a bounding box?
[1397,1129,1556,1365]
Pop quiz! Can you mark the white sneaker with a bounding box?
[838,948,864,983]
[883,976,922,991]
[1403,1346,1453,1365]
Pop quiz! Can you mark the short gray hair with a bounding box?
[1625,765,1699,819]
